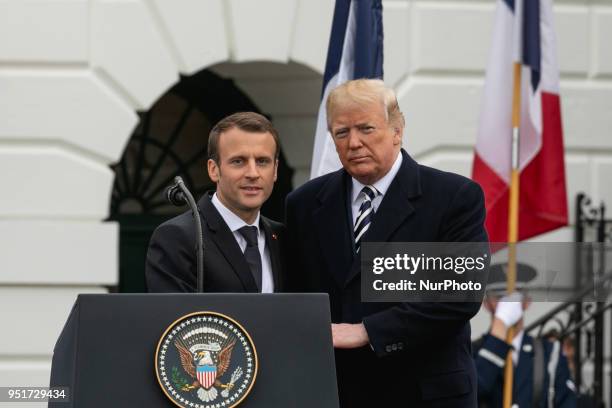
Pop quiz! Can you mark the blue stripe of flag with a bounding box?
[354,0,384,80]
[522,0,541,92]
[321,0,351,92]
[320,0,384,96]
[502,0,541,92]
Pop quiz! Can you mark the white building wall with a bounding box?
[0,0,610,400]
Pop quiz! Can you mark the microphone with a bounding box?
[166,180,187,206]
[164,176,205,293]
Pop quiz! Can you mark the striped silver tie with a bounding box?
[354,186,378,253]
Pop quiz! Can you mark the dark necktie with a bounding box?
[238,226,262,291]
[354,186,378,253]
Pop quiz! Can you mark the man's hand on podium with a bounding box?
[331,323,369,349]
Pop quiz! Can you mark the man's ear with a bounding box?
[274,159,278,182]
[208,159,220,183]
[393,126,403,145]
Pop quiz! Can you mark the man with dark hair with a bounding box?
[207,112,281,163]
[286,79,487,406]
[146,112,285,293]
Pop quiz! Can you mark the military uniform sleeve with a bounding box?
[473,334,512,398]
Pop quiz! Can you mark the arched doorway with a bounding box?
[109,69,294,292]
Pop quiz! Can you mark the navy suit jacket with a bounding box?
[286,150,487,407]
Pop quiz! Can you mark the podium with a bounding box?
[49,294,339,407]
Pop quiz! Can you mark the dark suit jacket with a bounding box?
[285,149,488,407]
[146,192,285,293]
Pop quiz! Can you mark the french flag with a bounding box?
[310,0,383,179]
[472,0,568,242]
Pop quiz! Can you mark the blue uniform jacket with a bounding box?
[473,333,576,407]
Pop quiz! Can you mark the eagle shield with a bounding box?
[197,364,217,389]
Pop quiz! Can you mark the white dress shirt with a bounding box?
[350,152,403,226]
[512,329,525,366]
[211,193,274,293]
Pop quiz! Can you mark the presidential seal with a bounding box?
[155,312,258,408]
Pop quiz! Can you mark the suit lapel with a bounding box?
[199,194,259,292]
[261,217,282,291]
[314,170,354,288]
[345,151,421,286]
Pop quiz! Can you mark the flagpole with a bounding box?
[502,61,522,408]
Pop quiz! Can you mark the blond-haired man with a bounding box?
[286,79,487,406]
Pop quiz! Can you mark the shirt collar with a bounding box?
[212,193,261,233]
[351,151,403,204]
[512,329,525,351]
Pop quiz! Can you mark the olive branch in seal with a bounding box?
[171,366,192,391]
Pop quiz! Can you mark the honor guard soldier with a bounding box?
[472,263,577,408]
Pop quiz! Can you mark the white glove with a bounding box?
[494,292,523,327]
